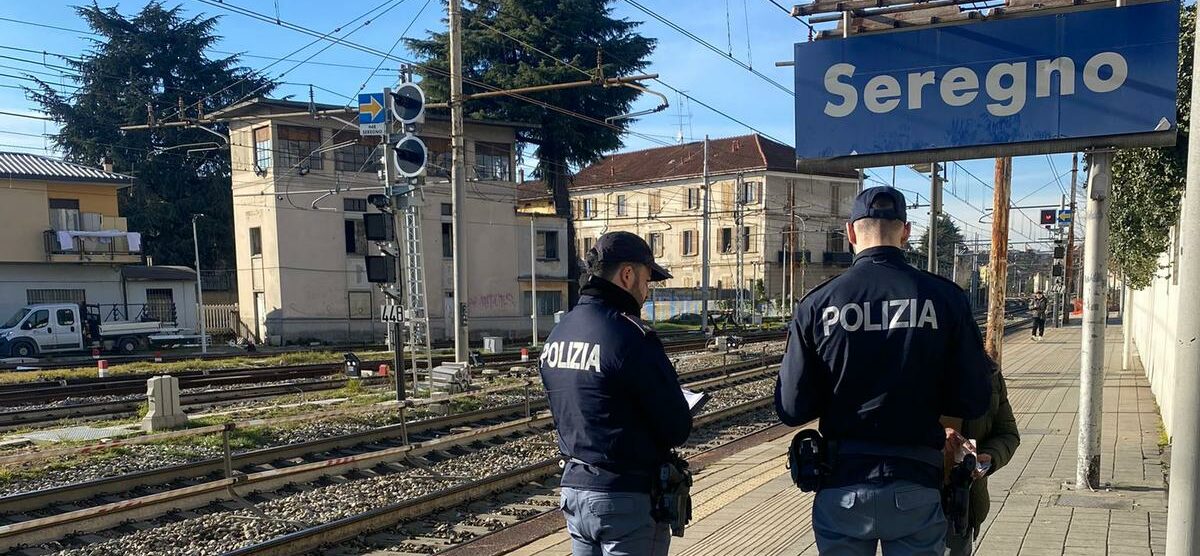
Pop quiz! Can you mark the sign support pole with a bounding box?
[701,135,711,335]
[928,163,941,274]
[984,157,1011,364]
[1166,11,1200,551]
[530,216,538,347]
[1065,153,1079,325]
[382,109,407,403]
[1077,150,1111,491]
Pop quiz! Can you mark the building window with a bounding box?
[741,226,757,252]
[686,188,701,210]
[27,289,86,305]
[333,131,381,173]
[475,141,512,181]
[48,198,81,231]
[648,232,664,257]
[537,230,559,260]
[277,125,323,170]
[740,181,761,204]
[719,228,733,254]
[345,220,367,255]
[830,184,841,215]
[249,227,262,256]
[523,291,563,316]
[682,230,697,256]
[441,202,452,217]
[827,230,846,253]
[649,191,662,213]
[253,126,272,170]
[424,136,451,178]
[616,194,627,217]
[145,288,176,323]
[582,236,595,256]
[581,198,597,219]
[343,198,368,212]
[442,222,453,258]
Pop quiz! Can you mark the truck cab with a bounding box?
[0,303,170,358]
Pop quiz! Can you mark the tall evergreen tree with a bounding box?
[407,0,655,304]
[915,214,967,273]
[28,2,274,270]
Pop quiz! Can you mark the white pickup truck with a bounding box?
[0,303,181,358]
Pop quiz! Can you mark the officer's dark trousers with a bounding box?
[560,487,670,556]
[1032,317,1046,337]
[812,480,946,555]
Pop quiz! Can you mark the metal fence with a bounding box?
[203,303,239,336]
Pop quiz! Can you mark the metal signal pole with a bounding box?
[448,0,469,363]
[701,136,711,334]
[928,163,941,274]
[1064,153,1079,325]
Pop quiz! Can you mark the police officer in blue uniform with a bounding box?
[776,186,993,555]
[540,231,692,556]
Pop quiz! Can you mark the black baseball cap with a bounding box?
[591,231,673,282]
[850,186,908,223]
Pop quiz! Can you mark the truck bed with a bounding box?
[98,321,172,336]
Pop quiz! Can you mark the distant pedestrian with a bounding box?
[1029,291,1048,341]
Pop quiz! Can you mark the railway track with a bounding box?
[0,360,778,554]
[0,333,785,429]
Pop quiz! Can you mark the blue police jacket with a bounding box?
[540,276,692,493]
[775,246,993,488]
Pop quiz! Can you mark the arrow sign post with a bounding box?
[358,92,387,136]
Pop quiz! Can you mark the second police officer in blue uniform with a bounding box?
[776,186,993,555]
[540,231,693,556]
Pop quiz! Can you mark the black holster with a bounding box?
[943,452,976,538]
[787,429,830,492]
[651,452,693,537]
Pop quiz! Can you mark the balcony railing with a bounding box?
[45,229,143,263]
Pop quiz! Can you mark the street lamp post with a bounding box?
[192,214,208,355]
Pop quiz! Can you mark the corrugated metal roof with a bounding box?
[0,152,133,185]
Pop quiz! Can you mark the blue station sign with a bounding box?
[793,1,1180,166]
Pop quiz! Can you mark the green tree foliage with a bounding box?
[914,214,967,272]
[408,0,654,301]
[29,2,274,269]
[1110,5,1194,288]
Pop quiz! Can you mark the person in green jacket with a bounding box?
[946,367,1021,555]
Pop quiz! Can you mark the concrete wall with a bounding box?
[0,263,123,324]
[1129,223,1184,435]
[124,280,199,332]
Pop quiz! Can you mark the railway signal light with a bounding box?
[392,135,428,178]
[389,82,425,125]
[1041,209,1057,227]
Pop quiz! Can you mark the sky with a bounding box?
[0,0,1080,251]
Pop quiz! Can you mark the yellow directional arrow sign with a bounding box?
[359,95,384,121]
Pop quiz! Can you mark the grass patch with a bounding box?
[0,447,133,487]
[651,322,701,332]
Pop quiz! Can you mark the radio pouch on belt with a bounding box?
[651,453,693,537]
[787,429,829,492]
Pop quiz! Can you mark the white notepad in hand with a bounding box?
[682,388,709,415]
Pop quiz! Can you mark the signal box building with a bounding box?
[221,98,567,345]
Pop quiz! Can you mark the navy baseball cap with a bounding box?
[850,186,908,223]
[590,231,673,282]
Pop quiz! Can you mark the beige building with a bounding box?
[547,134,861,316]
[221,98,567,345]
[0,152,198,333]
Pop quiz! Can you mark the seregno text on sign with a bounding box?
[793,1,1180,168]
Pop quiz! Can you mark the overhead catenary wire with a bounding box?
[622,0,794,97]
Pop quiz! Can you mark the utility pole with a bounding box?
[984,157,1012,364]
[701,136,711,335]
[782,180,792,315]
[530,216,538,347]
[1122,276,1132,370]
[1167,11,1200,550]
[928,163,941,274]
[735,173,745,327]
[1064,152,1079,325]
[1077,150,1112,491]
[790,181,798,306]
[448,0,469,363]
[191,214,207,355]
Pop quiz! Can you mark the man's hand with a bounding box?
[974,453,993,479]
[944,427,966,455]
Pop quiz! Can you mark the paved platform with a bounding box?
[507,326,1168,555]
